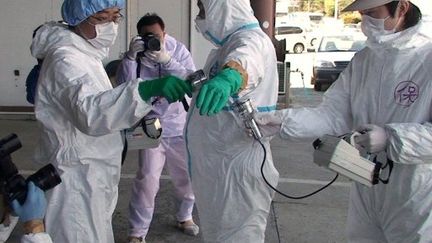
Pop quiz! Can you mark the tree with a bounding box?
[295,0,356,17]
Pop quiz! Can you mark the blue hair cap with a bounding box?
[61,0,125,26]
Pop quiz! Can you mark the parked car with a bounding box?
[344,23,362,32]
[306,29,322,52]
[311,33,366,91]
[275,25,307,54]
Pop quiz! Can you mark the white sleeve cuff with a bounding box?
[21,232,53,243]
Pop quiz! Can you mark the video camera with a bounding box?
[0,133,61,204]
[137,33,161,57]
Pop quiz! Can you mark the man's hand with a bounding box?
[126,36,145,60]
[144,44,171,64]
[353,124,388,153]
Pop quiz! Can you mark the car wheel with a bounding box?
[314,83,322,91]
[294,43,305,54]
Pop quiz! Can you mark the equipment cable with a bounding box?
[258,139,338,200]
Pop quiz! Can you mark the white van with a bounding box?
[274,25,307,54]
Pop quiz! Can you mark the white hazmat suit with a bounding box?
[186,0,279,242]
[262,4,432,242]
[21,233,52,243]
[31,22,152,243]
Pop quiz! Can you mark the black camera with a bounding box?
[0,133,61,204]
[137,33,161,57]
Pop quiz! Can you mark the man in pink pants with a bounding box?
[117,13,199,243]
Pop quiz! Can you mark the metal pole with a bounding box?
[334,0,339,19]
[250,0,285,62]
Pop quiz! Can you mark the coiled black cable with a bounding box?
[258,139,339,200]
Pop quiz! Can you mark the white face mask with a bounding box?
[87,22,119,49]
[361,15,396,40]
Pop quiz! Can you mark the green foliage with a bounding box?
[280,0,362,24]
[341,12,362,24]
[296,0,357,17]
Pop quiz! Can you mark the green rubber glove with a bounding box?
[138,75,192,103]
[196,68,242,116]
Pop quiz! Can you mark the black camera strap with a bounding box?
[371,156,394,185]
[121,130,128,165]
[136,57,141,78]
[120,57,143,165]
[120,58,147,164]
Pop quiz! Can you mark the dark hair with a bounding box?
[136,13,165,33]
[386,1,422,29]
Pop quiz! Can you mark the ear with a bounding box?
[398,0,410,17]
[75,20,96,40]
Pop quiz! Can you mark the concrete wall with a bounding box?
[0,0,62,107]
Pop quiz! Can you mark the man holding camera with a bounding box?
[117,13,198,243]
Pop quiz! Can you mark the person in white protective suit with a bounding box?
[30,0,192,242]
[185,0,279,242]
[255,0,432,242]
[116,13,199,243]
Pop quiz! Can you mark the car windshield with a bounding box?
[318,35,366,52]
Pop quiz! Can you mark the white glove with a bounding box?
[254,111,283,138]
[144,43,171,64]
[353,124,388,154]
[126,36,145,60]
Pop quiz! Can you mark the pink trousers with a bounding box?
[128,136,195,238]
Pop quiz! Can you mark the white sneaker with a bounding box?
[0,215,19,242]
[177,220,200,236]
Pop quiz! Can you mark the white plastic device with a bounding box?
[313,134,380,187]
[125,118,161,150]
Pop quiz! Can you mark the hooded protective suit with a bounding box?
[186,0,279,242]
[117,34,197,238]
[272,5,432,242]
[31,21,151,243]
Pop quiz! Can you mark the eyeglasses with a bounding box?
[88,12,124,25]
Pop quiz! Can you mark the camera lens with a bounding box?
[142,33,161,52]
[27,164,62,191]
[146,38,161,52]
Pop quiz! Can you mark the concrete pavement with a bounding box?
[2,88,351,243]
